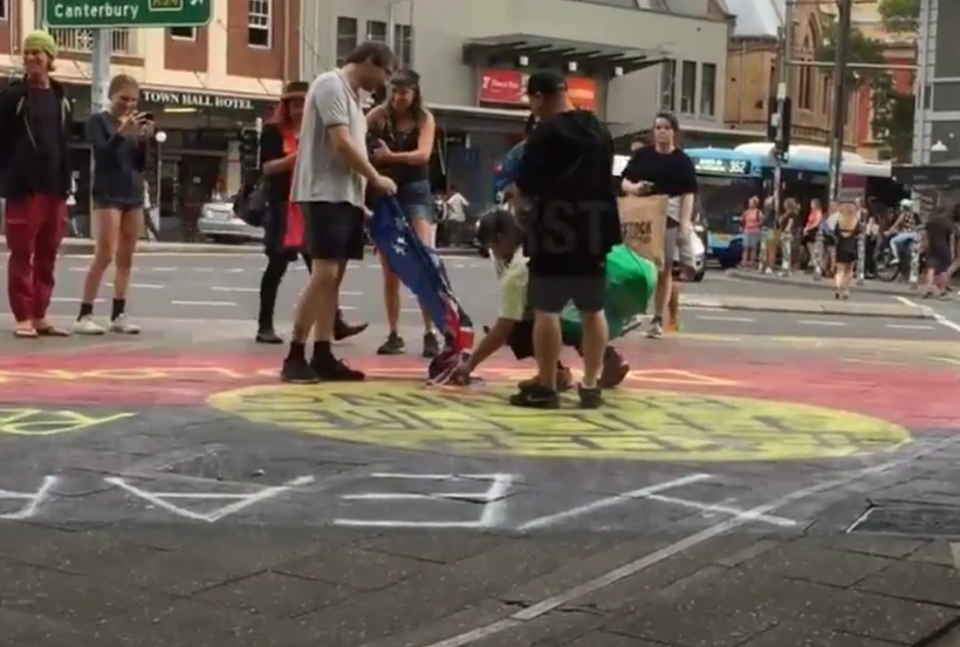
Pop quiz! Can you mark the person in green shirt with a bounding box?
[453,208,629,391]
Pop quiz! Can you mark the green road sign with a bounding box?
[44,0,212,28]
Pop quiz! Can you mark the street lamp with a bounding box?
[932,140,948,153]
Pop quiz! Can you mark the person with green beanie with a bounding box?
[0,30,74,338]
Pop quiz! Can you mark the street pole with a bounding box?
[89,29,111,239]
[386,2,397,51]
[827,0,852,203]
[770,0,793,275]
[34,0,43,29]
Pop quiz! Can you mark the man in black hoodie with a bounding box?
[0,30,73,338]
[513,70,622,409]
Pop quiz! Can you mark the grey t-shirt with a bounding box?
[291,70,368,207]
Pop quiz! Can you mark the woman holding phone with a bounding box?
[75,74,151,335]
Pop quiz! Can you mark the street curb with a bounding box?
[715,302,936,320]
[726,269,919,297]
[2,239,485,258]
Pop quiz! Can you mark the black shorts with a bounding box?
[526,274,606,314]
[507,319,582,359]
[301,201,365,261]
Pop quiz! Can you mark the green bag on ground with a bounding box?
[560,244,658,340]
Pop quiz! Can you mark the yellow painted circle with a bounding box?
[206,383,912,461]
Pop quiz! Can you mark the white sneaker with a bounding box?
[109,315,141,335]
[647,320,664,339]
[73,315,106,335]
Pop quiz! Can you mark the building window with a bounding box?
[169,26,195,40]
[47,28,133,55]
[247,0,270,48]
[700,62,716,116]
[366,20,387,42]
[660,60,676,111]
[680,60,697,114]
[336,17,358,63]
[820,73,831,114]
[0,0,7,21]
[393,24,413,68]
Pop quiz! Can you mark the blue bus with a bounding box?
[685,143,895,267]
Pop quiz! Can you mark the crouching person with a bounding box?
[454,209,628,388]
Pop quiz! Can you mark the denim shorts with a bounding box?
[743,231,761,248]
[396,180,434,224]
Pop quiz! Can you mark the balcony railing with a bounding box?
[48,29,135,56]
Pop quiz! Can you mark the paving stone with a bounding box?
[97,542,318,596]
[816,533,928,559]
[856,560,960,607]
[560,631,671,647]
[836,595,960,644]
[910,542,957,567]
[713,539,781,567]
[354,600,511,647]
[469,610,605,647]
[355,530,507,564]
[0,559,166,623]
[741,541,894,587]
[738,622,904,646]
[0,524,165,575]
[188,571,353,618]
[275,545,443,591]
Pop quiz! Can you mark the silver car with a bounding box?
[197,198,264,244]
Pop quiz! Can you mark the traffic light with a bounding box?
[766,96,792,161]
[238,127,260,170]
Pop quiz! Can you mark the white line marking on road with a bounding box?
[211,286,259,293]
[51,297,104,303]
[695,315,754,322]
[149,267,177,272]
[408,439,959,647]
[170,300,236,306]
[107,282,164,289]
[480,474,514,528]
[369,472,507,480]
[340,291,362,296]
[885,324,933,330]
[518,474,712,531]
[0,476,58,520]
[898,295,960,335]
[193,268,215,273]
[341,493,493,502]
[798,319,846,326]
[225,268,245,273]
[643,493,796,527]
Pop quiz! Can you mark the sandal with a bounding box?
[35,325,70,337]
[13,327,38,338]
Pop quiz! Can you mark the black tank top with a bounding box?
[371,113,429,187]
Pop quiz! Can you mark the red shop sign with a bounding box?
[477,69,526,105]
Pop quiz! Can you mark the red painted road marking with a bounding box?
[0,353,957,429]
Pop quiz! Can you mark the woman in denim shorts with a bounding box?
[368,70,440,358]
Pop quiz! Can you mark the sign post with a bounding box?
[43,0,212,28]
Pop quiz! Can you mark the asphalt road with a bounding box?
[0,252,953,343]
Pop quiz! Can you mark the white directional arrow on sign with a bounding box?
[105,475,314,522]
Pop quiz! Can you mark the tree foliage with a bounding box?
[814,17,914,159]
[870,75,915,161]
[878,0,920,34]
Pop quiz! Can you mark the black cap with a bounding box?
[525,70,567,98]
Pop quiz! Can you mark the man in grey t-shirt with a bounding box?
[282,41,398,384]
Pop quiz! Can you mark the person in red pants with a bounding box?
[0,30,73,338]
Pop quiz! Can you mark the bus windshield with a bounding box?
[698,176,762,233]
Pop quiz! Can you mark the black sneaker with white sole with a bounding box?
[508,384,560,409]
[577,384,604,409]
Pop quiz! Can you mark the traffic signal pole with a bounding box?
[768,0,794,274]
[827,0,853,202]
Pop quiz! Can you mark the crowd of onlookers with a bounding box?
[736,196,960,298]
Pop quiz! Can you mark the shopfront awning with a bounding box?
[892,161,960,187]
[462,33,667,74]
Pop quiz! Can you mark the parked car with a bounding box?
[197,197,264,244]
